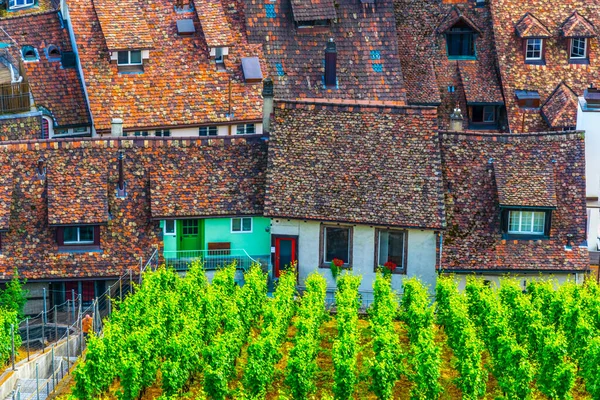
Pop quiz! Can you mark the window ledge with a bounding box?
[569,58,589,65]
[319,264,352,270]
[525,59,546,66]
[58,246,102,253]
[502,234,549,241]
[447,56,477,61]
[117,65,144,74]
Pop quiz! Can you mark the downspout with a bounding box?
[438,231,443,274]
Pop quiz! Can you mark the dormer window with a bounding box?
[117,50,142,66]
[21,46,39,62]
[570,38,588,60]
[215,47,224,64]
[8,0,35,10]
[525,38,543,62]
[46,45,61,62]
[446,25,476,59]
[297,19,330,28]
[515,90,541,109]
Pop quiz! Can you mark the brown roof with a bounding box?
[246,0,407,103]
[68,0,264,132]
[47,151,108,225]
[561,11,596,38]
[0,158,13,231]
[490,0,600,133]
[290,0,337,22]
[0,12,90,127]
[515,13,552,38]
[195,0,234,47]
[265,100,446,229]
[395,0,503,129]
[541,82,579,129]
[494,161,557,208]
[441,131,588,272]
[94,0,154,51]
[150,139,267,219]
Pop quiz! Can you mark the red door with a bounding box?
[274,237,297,278]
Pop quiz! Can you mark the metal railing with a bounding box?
[0,82,30,114]
[163,249,263,271]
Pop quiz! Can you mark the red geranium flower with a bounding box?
[383,261,397,271]
[333,258,344,268]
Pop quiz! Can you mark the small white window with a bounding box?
[63,226,95,244]
[525,38,543,60]
[508,211,545,235]
[154,129,171,137]
[570,38,587,59]
[231,217,252,233]
[236,123,256,135]
[117,50,142,65]
[163,220,176,235]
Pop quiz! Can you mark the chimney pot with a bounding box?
[111,118,124,137]
[325,38,337,89]
[449,106,464,132]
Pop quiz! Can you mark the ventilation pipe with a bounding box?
[111,118,123,137]
[262,78,274,134]
[325,38,337,89]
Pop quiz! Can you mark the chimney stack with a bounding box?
[262,78,274,133]
[325,38,337,89]
[111,118,123,137]
[450,106,463,132]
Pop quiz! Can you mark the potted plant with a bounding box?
[382,261,397,278]
[330,258,344,279]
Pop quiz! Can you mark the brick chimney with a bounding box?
[325,38,337,89]
[262,78,274,133]
[111,118,123,137]
[450,107,463,132]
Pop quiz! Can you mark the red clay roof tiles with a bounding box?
[265,100,446,229]
[561,11,596,38]
[0,157,13,231]
[515,13,552,38]
[436,7,482,36]
[494,160,557,208]
[290,0,337,22]
[195,0,234,47]
[541,82,579,129]
[94,0,154,51]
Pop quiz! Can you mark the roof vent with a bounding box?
[241,57,263,83]
[584,84,600,108]
[176,19,195,36]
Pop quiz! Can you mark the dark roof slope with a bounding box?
[150,139,267,219]
[441,131,588,272]
[290,0,337,22]
[0,157,12,231]
[246,0,407,103]
[265,100,446,229]
[0,12,90,127]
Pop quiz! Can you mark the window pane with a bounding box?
[533,212,545,234]
[571,38,586,58]
[246,124,255,134]
[242,218,252,232]
[63,227,78,243]
[472,106,484,122]
[236,125,245,135]
[447,32,474,57]
[483,106,495,122]
[80,226,94,242]
[232,218,241,232]
[526,39,542,59]
[117,51,128,65]
[378,230,404,268]
[520,212,533,231]
[325,227,349,263]
[130,51,142,64]
[165,220,175,234]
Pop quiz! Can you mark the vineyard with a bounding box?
[65,262,600,400]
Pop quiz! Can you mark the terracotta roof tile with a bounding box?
[68,0,264,132]
[494,160,557,208]
[515,13,552,38]
[541,82,579,129]
[441,131,588,272]
[436,7,482,36]
[290,0,337,22]
[458,62,504,104]
[0,157,13,231]
[246,0,407,103]
[265,101,445,229]
[561,11,596,38]
[195,0,234,47]
[47,151,108,225]
[94,0,154,50]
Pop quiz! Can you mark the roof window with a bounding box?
[21,46,39,62]
[46,45,61,61]
[176,19,195,36]
[8,0,35,10]
[242,57,263,83]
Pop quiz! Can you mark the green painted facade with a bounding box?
[161,217,271,257]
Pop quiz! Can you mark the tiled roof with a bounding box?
[246,0,407,103]
[515,13,552,38]
[47,151,108,225]
[94,0,154,50]
[561,11,596,38]
[0,0,53,18]
[290,0,337,22]
[490,0,600,133]
[541,82,579,129]
[150,139,267,219]
[68,0,264,132]
[494,161,557,208]
[0,157,13,231]
[195,0,234,47]
[265,101,446,229]
[394,0,503,129]
[441,131,588,272]
[0,12,90,127]
[0,115,41,141]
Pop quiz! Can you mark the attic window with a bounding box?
[242,57,263,83]
[298,19,329,28]
[446,24,476,59]
[570,38,588,61]
[46,45,61,61]
[21,46,38,61]
[8,0,35,10]
[176,19,195,36]
[515,90,541,108]
[117,50,142,66]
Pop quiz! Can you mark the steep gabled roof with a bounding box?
[541,82,579,129]
[515,12,552,38]
[561,11,596,38]
[290,0,337,22]
[494,161,557,208]
[195,0,234,47]
[265,100,446,229]
[436,7,483,36]
[94,0,154,51]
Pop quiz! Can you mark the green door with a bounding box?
[179,219,201,251]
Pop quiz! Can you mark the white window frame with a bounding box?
[52,126,90,138]
[375,229,406,273]
[11,0,35,9]
[231,217,252,233]
[236,123,256,135]
[117,50,142,66]
[570,37,587,59]
[63,226,95,244]
[525,38,543,61]
[163,220,176,236]
[508,210,545,235]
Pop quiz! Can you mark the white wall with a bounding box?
[270,219,438,294]
[577,97,600,250]
[451,272,584,291]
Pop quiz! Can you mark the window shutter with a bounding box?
[500,210,509,233]
[56,227,64,246]
[93,225,100,246]
[544,211,552,237]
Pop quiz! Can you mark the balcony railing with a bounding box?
[0,81,30,114]
[164,249,268,271]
